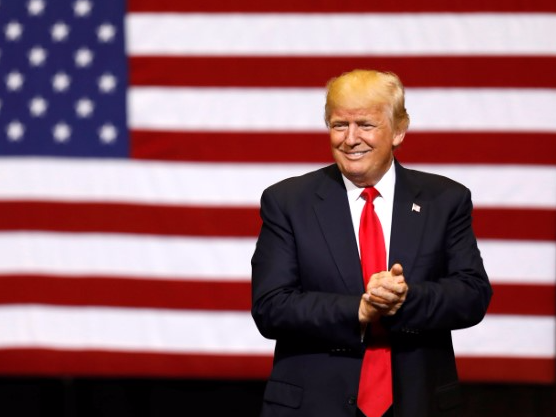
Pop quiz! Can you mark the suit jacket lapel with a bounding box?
[313,165,364,294]
[389,161,427,276]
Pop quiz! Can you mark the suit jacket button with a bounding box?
[348,396,356,405]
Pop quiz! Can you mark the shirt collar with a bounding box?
[342,161,396,203]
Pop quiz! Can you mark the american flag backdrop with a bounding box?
[0,0,555,384]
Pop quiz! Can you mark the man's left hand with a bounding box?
[363,263,408,316]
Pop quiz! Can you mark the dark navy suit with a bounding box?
[251,161,491,417]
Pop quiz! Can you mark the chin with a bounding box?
[342,164,367,178]
[344,171,367,186]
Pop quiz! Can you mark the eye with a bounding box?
[332,123,348,131]
[360,123,375,130]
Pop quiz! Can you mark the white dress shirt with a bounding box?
[342,161,396,266]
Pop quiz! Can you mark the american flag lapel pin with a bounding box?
[412,203,421,213]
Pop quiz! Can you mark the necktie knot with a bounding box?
[361,187,380,204]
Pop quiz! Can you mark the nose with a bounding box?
[344,124,359,145]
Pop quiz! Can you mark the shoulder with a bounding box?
[398,163,470,196]
[263,164,341,200]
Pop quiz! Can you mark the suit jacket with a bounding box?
[251,161,492,417]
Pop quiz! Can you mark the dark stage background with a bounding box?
[0,378,554,417]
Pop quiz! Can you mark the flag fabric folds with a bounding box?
[0,0,555,383]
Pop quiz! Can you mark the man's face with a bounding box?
[328,105,404,187]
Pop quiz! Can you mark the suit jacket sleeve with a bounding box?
[251,175,363,350]
[385,170,492,333]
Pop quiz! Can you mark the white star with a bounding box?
[5,21,23,41]
[6,70,24,91]
[98,73,117,93]
[28,46,47,66]
[52,72,71,92]
[97,23,116,43]
[74,47,94,67]
[73,0,92,17]
[6,120,25,142]
[75,97,94,118]
[27,0,45,16]
[98,123,118,144]
[51,22,70,42]
[29,96,48,117]
[52,122,72,143]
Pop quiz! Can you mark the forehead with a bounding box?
[329,105,387,121]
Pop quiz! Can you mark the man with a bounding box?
[251,69,492,417]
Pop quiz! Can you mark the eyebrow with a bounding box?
[330,117,377,124]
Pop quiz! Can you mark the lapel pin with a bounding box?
[412,203,421,213]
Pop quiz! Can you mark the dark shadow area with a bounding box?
[0,378,553,416]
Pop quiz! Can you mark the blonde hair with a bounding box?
[324,69,410,133]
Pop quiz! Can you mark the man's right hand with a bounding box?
[359,263,408,323]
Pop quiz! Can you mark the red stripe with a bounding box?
[131,130,334,164]
[0,275,251,311]
[0,349,272,379]
[128,0,556,13]
[0,201,554,241]
[456,357,555,384]
[396,132,556,166]
[487,284,555,316]
[0,276,552,316]
[129,56,556,89]
[471,208,556,241]
[0,201,261,237]
[0,349,551,383]
[131,130,556,166]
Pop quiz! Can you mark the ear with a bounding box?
[392,130,406,149]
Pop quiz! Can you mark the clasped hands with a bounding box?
[359,263,408,324]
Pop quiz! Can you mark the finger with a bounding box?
[375,278,406,293]
[367,292,391,304]
[381,282,407,295]
[364,293,389,303]
[369,271,389,283]
[390,263,403,277]
[370,287,399,303]
[370,301,390,310]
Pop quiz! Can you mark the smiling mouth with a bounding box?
[343,150,370,159]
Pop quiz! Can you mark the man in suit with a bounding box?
[251,69,492,417]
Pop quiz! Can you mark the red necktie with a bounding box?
[357,187,392,417]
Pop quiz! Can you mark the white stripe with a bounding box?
[126,13,556,56]
[0,233,253,280]
[453,315,555,358]
[129,87,556,132]
[408,164,556,209]
[0,158,317,206]
[406,88,556,132]
[478,240,556,284]
[1,159,555,209]
[0,232,553,284]
[0,305,551,358]
[0,305,274,353]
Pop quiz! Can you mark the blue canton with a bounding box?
[0,0,128,157]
